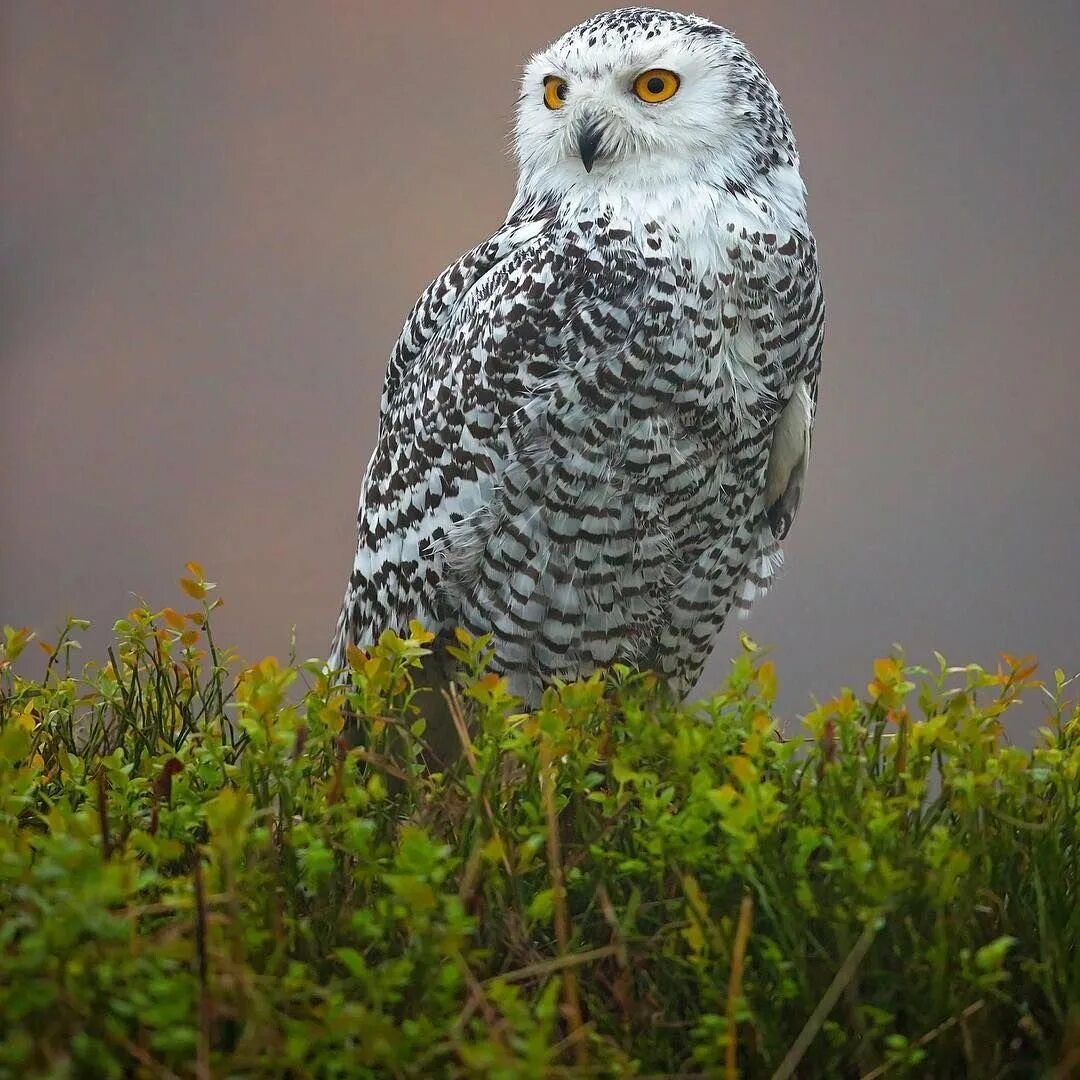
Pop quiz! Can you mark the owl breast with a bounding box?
[438,201,780,698]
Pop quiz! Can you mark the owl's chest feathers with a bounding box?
[423,193,795,651]
[565,187,783,414]
[532,195,779,504]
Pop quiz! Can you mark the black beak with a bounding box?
[577,120,605,173]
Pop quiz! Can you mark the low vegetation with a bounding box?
[0,566,1077,1077]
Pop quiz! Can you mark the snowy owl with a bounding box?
[331,7,824,709]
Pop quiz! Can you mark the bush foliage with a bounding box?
[1,566,1078,1078]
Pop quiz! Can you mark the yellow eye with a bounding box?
[543,75,568,110]
[633,68,680,103]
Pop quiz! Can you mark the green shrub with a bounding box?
[1,566,1077,1078]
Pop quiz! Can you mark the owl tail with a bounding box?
[734,535,784,617]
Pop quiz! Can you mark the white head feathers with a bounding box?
[512,8,802,211]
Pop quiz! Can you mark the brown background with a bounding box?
[3,1,1078,727]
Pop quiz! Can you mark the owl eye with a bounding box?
[633,68,680,104]
[543,75,569,110]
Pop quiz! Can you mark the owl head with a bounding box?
[513,8,800,206]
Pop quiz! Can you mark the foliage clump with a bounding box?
[0,566,1078,1078]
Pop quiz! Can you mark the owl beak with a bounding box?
[577,120,605,173]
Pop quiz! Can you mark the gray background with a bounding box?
[3,1,1078,729]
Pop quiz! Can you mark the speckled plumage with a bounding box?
[331,8,824,704]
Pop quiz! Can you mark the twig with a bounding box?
[193,853,211,1080]
[446,682,479,772]
[59,988,185,1080]
[636,1073,711,1079]
[351,746,411,783]
[726,894,754,1080]
[487,944,622,987]
[595,884,629,968]
[984,807,1051,833]
[457,842,485,906]
[451,950,513,1063]
[116,1030,185,1080]
[541,740,587,1067]
[859,1000,986,1080]
[545,1023,595,1067]
[444,684,515,879]
[96,768,111,859]
[771,918,880,1080]
[122,894,228,919]
[596,882,632,1021]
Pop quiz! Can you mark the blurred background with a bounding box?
[3,1,1078,729]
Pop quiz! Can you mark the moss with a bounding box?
[0,568,1077,1077]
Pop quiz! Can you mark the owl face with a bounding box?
[513,9,794,199]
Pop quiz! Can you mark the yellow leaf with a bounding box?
[708,784,738,811]
[1006,654,1039,683]
[15,707,36,732]
[481,835,505,864]
[682,874,709,921]
[320,703,344,734]
[2,626,34,662]
[873,657,899,684]
[162,607,185,630]
[345,643,367,670]
[407,620,435,644]
[682,918,706,955]
[728,755,756,786]
[179,630,199,646]
[390,877,436,911]
[185,561,205,579]
[179,578,206,600]
[757,660,777,702]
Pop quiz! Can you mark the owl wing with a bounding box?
[330,211,650,675]
[736,226,824,611]
[764,376,814,540]
[378,215,554,419]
